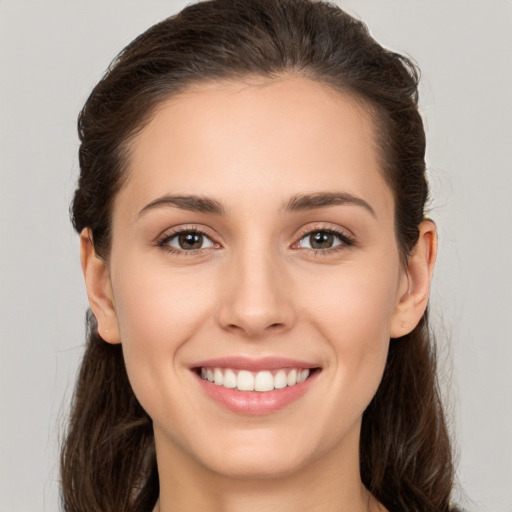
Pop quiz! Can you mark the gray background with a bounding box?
[1,1,511,510]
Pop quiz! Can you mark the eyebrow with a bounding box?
[137,191,376,219]
[284,192,376,217]
[138,194,225,218]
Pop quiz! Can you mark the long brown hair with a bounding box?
[62,1,458,510]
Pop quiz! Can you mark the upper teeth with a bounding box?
[200,367,311,392]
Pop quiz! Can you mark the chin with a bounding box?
[204,450,308,480]
[189,427,324,481]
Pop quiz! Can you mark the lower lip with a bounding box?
[194,370,319,415]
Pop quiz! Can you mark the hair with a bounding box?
[62,1,458,511]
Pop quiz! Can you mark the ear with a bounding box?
[80,228,121,344]
[390,220,437,338]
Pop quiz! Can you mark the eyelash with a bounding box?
[156,226,355,256]
[156,227,218,256]
[293,226,355,255]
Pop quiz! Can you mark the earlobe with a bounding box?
[80,228,121,344]
[390,220,437,338]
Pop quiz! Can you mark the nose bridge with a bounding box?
[217,234,295,337]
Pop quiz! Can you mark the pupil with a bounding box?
[179,232,203,249]
[310,231,333,249]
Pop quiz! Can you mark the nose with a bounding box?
[216,245,296,338]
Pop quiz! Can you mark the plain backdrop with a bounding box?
[1,1,511,511]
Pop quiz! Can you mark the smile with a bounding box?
[199,367,311,392]
[192,358,321,415]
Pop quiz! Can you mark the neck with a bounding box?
[153,423,384,512]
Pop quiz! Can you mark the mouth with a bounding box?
[195,366,319,392]
[191,357,322,415]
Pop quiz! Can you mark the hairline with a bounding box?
[101,72,401,258]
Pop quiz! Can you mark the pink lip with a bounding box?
[191,356,319,372]
[191,356,321,416]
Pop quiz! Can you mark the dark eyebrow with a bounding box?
[138,194,225,218]
[137,191,375,219]
[285,192,376,217]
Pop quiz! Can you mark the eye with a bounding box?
[296,229,353,251]
[160,230,216,251]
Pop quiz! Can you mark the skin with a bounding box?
[81,76,437,512]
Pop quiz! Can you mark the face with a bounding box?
[94,77,414,480]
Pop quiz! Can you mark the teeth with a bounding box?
[213,368,223,386]
[274,369,287,389]
[223,369,237,388]
[199,367,313,392]
[237,370,254,391]
[287,369,297,386]
[297,369,310,383]
[254,371,274,392]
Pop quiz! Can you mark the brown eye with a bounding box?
[297,230,350,251]
[178,232,204,250]
[164,231,215,251]
[309,231,335,249]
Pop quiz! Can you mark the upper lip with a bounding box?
[191,356,320,372]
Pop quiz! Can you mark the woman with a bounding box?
[61,0,460,510]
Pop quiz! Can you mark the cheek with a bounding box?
[113,260,214,344]
[301,259,399,344]
[297,258,399,407]
[110,262,217,409]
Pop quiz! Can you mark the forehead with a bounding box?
[115,76,393,221]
